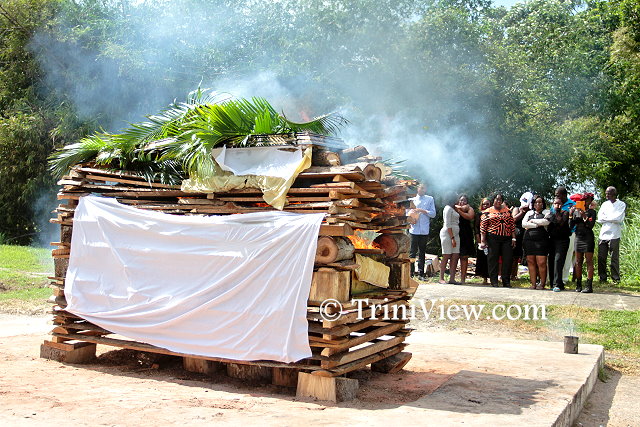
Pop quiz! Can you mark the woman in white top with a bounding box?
[522,196,550,289]
[439,196,461,284]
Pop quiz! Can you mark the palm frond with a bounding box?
[282,112,349,135]
[48,133,113,177]
[49,89,348,182]
[122,90,232,144]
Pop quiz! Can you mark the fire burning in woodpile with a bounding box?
[347,234,380,250]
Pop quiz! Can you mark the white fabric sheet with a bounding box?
[211,146,304,179]
[65,195,323,362]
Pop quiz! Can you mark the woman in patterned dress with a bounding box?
[480,193,516,288]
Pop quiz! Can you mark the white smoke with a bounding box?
[31,0,490,196]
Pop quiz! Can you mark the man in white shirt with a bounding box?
[408,184,437,279]
[597,186,626,283]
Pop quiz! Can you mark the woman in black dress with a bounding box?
[474,198,490,284]
[455,194,475,284]
[547,197,571,292]
[570,193,596,293]
[522,196,550,289]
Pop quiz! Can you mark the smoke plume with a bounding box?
[31,0,492,196]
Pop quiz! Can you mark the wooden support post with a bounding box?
[226,363,272,383]
[296,372,359,402]
[183,357,224,375]
[40,340,96,364]
[272,368,299,387]
[389,261,411,290]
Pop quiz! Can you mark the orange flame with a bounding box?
[347,234,380,250]
[383,201,406,216]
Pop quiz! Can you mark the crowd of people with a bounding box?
[407,184,627,293]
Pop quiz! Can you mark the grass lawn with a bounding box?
[0,245,53,313]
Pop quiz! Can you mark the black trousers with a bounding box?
[548,238,570,288]
[487,234,513,286]
[598,238,621,282]
[410,234,429,275]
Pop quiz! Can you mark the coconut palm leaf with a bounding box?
[49,89,347,183]
[282,112,349,135]
[123,89,231,144]
[48,133,113,177]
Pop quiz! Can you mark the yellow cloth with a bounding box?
[181,147,312,210]
[355,254,390,288]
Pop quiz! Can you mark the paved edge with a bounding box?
[553,347,605,427]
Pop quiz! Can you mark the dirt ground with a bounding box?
[0,314,637,426]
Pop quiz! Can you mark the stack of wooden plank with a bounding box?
[43,132,417,401]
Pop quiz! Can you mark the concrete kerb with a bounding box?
[414,282,640,311]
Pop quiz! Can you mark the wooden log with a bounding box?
[312,149,341,166]
[361,164,382,181]
[339,145,369,164]
[389,261,411,290]
[373,234,410,258]
[273,367,299,387]
[40,341,96,364]
[370,351,412,374]
[183,357,224,375]
[296,372,359,402]
[315,236,355,264]
[226,363,272,383]
[309,268,351,303]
